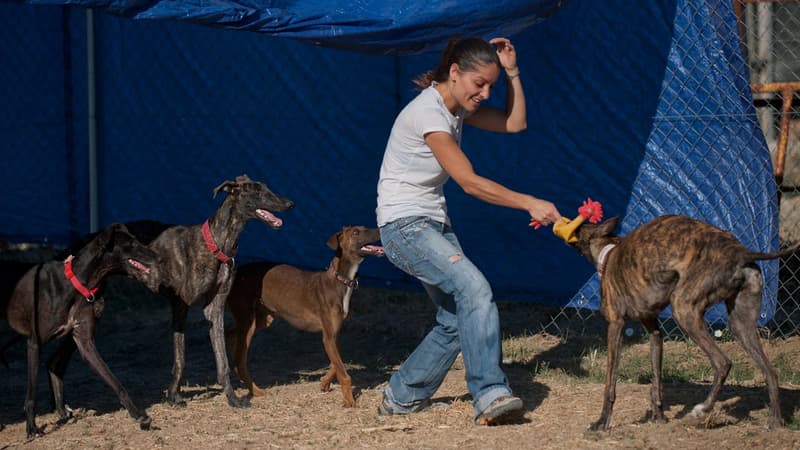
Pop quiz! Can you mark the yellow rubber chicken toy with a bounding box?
[530,198,603,244]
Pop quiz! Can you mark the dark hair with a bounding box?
[413,37,500,90]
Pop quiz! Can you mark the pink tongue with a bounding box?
[128,259,150,274]
[257,209,283,227]
[362,245,385,254]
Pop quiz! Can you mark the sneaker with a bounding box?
[377,391,432,416]
[474,396,524,425]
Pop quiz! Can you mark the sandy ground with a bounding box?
[1,281,799,449]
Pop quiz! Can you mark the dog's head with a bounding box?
[81,223,162,289]
[570,216,620,264]
[213,174,294,229]
[327,226,385,262]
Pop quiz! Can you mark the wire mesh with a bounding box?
[545,0,800,340]
[739,0,799,339]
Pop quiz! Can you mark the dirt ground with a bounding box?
[1,279,799,450]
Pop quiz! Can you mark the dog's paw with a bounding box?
[25,424,46,440]
[689,403,708,418]
[342,390,356,408]
[139,415,152,430]
[228,393,251,409]
[586,419,609,432]
[166,394,187,408]
[646,409,667,424]
[766,416,784,430]
[251,385,267,397]
[55,404,75,425]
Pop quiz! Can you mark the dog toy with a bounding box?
[530,198,603,244]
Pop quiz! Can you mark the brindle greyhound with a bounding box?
[3,223,160,438]
[143,174,293,408]
[570,215,797,431]
[225,226,384,406]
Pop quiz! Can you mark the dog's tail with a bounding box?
[745,241,800,261]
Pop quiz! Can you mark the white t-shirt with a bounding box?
[376,84,465,227]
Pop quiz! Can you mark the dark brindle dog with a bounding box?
[570,215,796,431]
[142,174,293,408]
[2,223,160,438]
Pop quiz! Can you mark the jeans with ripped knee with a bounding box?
[379,215,512,417]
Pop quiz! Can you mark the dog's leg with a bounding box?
[226,316,265,397]
[242,317,266,397]
[224,289,247,379]
[319,321,354,407]
[25,337,44,438]
[725,269,783,429]
[71,328,152,430]
[225,326,238,375]
[642,318,666,423]
[47,338,77,424]
[226,299,267,397]
[224,325,244,381]
[672,306,731,419]
[318,319,337,393]
[320,365,336,393]
[589,317,624,431]
[167,298,189,406]
[204,290,250,408]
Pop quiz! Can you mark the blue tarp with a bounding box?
[25,0,567,54]
[0,0,779,324]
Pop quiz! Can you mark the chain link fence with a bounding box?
[743,0,800,339]
[544,0,800,340]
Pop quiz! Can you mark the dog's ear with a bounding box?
[94,225,113,248]
[596,216,620,237]
[107,222,129,235]
[212,179,240,198]
[108,223,135,246]
[326,231,342,251]
[94,223,124,251]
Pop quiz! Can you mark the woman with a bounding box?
[375,36,562,425]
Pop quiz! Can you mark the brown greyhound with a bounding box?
[570,215,796,431]
[226,226,384,406]
[140,174,293,408]
[3,223,160,438]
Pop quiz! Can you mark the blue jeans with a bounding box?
[380,216,513,417]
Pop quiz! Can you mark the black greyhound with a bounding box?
[3,223,161,438]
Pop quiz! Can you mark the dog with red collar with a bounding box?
[4,223,160,438]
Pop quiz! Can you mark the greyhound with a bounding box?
[570,215,795,431]
[142,174,293,408]
[2,223,160,438]
[225,226,384,406]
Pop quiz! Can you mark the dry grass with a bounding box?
[1,279,799,449]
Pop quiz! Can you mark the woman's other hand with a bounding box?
[490,37,517,72]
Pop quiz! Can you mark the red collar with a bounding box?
[202,220,233,264]
[64,255,99,301]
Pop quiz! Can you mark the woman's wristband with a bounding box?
[506,68,520,80]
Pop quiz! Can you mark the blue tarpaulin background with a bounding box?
[0,0,779,324]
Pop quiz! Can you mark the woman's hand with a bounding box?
[526,198,562,227]
[490,37,518,72]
